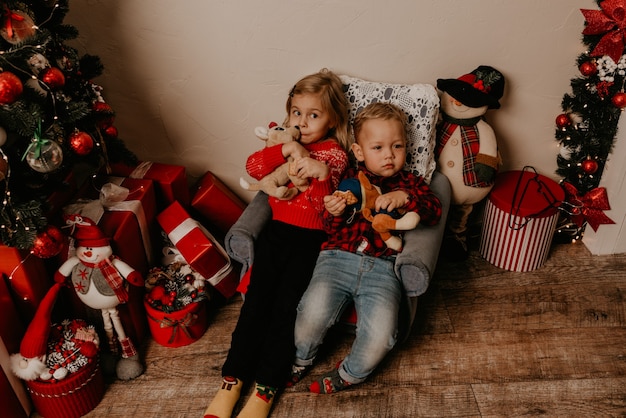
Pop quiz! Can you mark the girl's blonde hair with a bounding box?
[284,68,350,151]
[352,102,408,144]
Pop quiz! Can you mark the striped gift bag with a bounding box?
[479,167,564,272]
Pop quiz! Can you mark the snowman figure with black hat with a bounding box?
[435,65,505,260]
[55,214,145,380]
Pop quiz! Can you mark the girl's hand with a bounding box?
[282,141,309,160]
[324,194,346,216]
[375,190,409,212]
[293,157,329,181]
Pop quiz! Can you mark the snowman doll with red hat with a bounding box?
[435,65,505,260]
[55,215,144,380]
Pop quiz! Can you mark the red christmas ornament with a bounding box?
[92,101,115,129]
[103,125,118,138]
[0,71,23,105]
[555,113,571,129]
[612,92,626,108]
[31,225,66,259]
[69,131,94,156]
[579,61,597,77]
[581,158,599,174]
[40,67,65,90]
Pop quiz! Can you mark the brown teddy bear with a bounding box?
[240,122,308,200]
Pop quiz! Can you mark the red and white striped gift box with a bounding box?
[479,169,564,272]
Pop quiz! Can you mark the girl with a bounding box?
[204,68,350,418]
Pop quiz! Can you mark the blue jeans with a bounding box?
[294,249,402,384]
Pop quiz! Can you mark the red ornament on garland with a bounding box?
[92,101,115,129]
[69,131,94,156]
[40,67,65,90]
[31,225,66,258]
[581,157,599,174]
[612,91,626,109]
[579,61,597,77]
[103,125,118,138]
[0,71,23,105]
[555,113,571,129]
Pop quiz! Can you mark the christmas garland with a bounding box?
[554,0,623,240]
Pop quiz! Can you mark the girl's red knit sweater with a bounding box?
[245,139,348,230]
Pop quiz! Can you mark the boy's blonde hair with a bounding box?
[352,102,408,144]
[284,68,350,151]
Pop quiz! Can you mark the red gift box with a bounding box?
[0,246,53,322]
[192,171,247,236]
[479,169,564,272]
[111,161,190,209]
[157,201,238,298]
[144,300,209,347]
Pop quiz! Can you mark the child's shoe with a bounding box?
[309,368,352,394]
[204,376,242,418]
[286,364,310,388]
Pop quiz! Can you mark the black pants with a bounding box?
[222,220,326,388]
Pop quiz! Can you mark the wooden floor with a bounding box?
[80,241,626,418]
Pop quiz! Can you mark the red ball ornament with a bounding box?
[103,125,118,138]
[31,225,66,259]
[581,158,599,174]
[0,71,23,105]
[579,61,597,77]
[92,101,115,129]
[612,92,626,109]
[555,113,571,129]
[69,131,94,156]
[40,67,65,90]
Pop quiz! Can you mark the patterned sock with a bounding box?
[236,383,277,418]
[286,364,309,388]
[309,368,352,394]
[204,376,242,418]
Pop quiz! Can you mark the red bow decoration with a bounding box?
[581,0,626,63]
[562,182,615,231]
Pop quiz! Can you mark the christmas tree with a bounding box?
[0,0,136,254]
[554,0,621,241]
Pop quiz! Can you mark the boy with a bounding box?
[291,102,442,393]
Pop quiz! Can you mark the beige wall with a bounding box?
[66,0,594,201]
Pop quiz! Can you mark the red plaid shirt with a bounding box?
[322,167,442,258]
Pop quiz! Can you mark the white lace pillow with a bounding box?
[340,75,439,183]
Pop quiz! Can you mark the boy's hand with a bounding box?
[375,190,409,212]
[324,194,346,216]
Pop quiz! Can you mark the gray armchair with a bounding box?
[225,76,451,341]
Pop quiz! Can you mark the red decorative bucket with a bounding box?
[479,168,564,272]
[145,300,209,347]
[26,359,104,418]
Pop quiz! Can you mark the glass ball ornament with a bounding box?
[25,139,64,173]
[612,92,626,109]
[581,158,599,174]
[0,71,23,105]
[31,225,66,258]
[555,113,571,129]
[579,61,597,77]
[40,67,65,90]
[69,131,94,156]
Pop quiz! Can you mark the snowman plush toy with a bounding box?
[435,65,505,260]
[55,215,144,380]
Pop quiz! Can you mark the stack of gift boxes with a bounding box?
[0,162,248,417]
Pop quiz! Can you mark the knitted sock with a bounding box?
[309,368,352,394]
[286,364,309,388]
[236,383,277,418]
[204,376,242,418]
